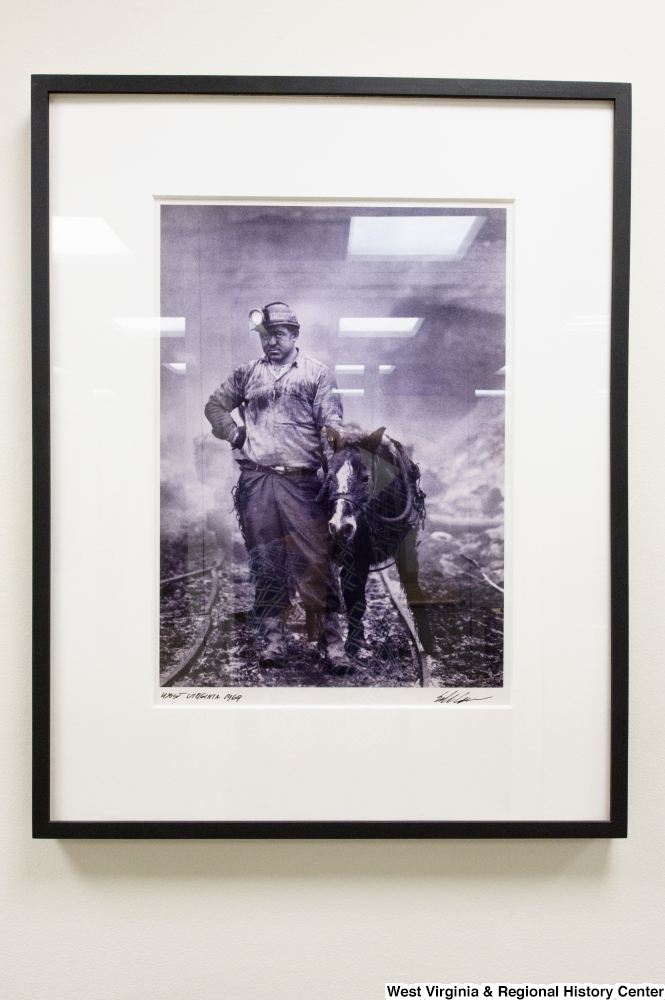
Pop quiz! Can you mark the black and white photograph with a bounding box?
[159,203,507,692]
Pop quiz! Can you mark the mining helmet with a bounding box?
[248,301,299,332]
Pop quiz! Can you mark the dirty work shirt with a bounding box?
[205,351,343,469]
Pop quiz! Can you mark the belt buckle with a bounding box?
[273,465,286,475]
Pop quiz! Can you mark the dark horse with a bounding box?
[318,424,432,657]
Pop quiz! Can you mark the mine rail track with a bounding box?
[160,565,219,686]
[376,569,430,687]
[159,564,429,688]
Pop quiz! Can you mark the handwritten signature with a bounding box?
[434,690,492,705]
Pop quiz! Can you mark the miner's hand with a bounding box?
[231,426,247,450]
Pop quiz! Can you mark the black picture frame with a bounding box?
[32,74,630,839]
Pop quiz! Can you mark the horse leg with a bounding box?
[344,589,367,656]
[339,545,369,656]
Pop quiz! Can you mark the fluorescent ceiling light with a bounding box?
[111,317,185,337]
[93,389,116,396]
[333,388,364,395]
[339,318,422,338]
[475,390,505,397]
[379,365,395,374]
[163,362,186,374]
[348,216,481,257]
[52,217,131,256]
[335,365,365,374]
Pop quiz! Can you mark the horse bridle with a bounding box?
[328,486,421,528]
[328,491,366,512]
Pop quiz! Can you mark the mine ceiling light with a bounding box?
[339,318,423,338]
[347,215,482,257]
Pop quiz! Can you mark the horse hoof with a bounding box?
[327,658,355,677]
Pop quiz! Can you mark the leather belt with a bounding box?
[238,461,318,477]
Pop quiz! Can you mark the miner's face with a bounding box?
[259,324,299,365]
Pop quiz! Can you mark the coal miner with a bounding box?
[204,301,352,674]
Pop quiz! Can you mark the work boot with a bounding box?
[258,616,287,668]
[321,611,354,676]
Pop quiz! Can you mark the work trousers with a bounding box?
[236,469,341,621]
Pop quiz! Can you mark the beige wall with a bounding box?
[1,0,662,996]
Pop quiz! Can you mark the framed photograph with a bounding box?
[32,75,630,838]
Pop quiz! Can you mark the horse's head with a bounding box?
[326,446,370,542]
[321,425,384,543]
